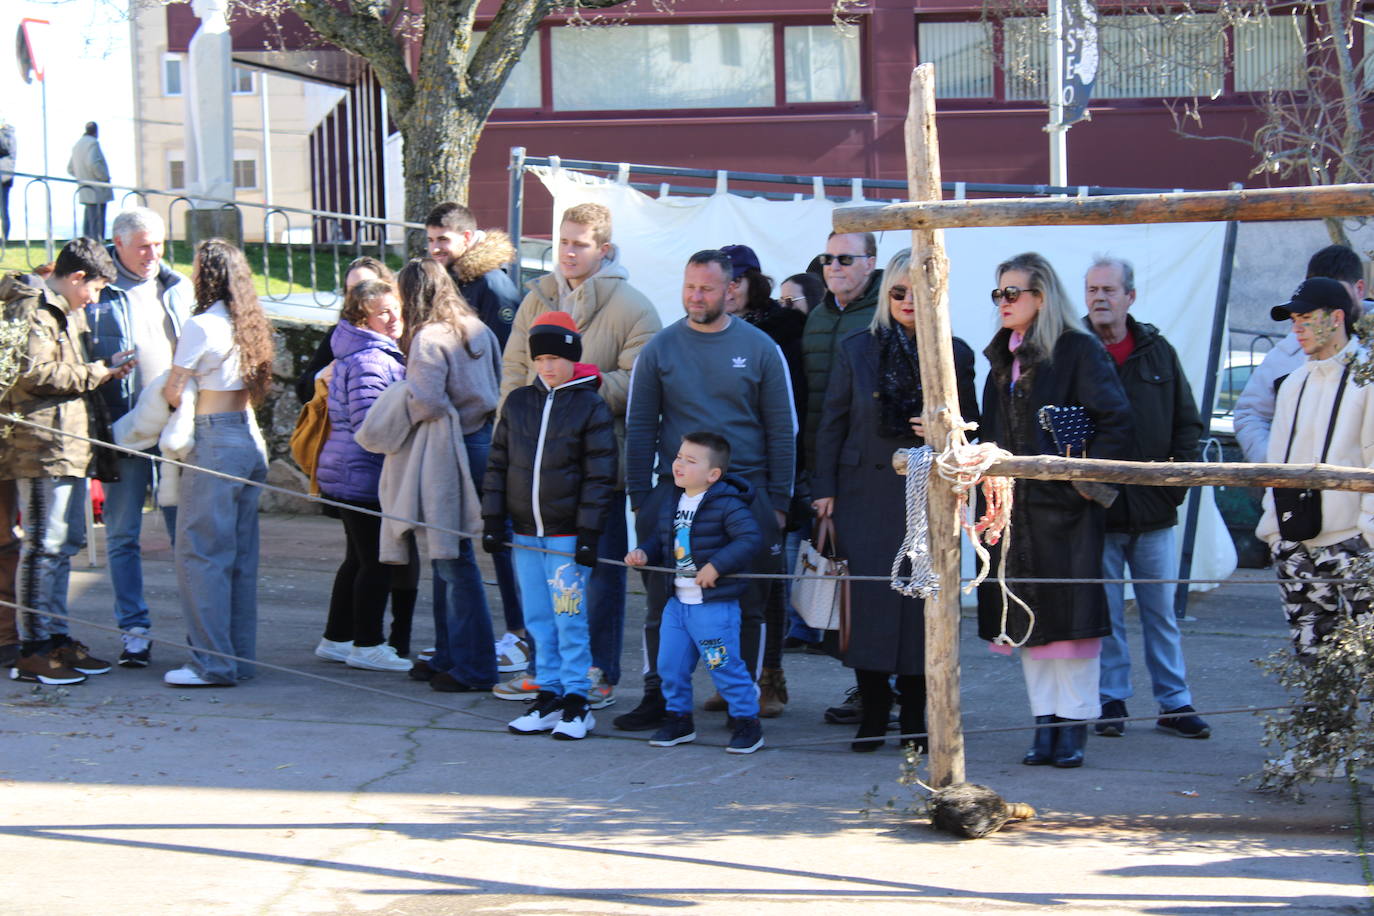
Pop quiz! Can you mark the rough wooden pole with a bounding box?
[904,64,965,788]
[891,452,1374,493]
[833,183,1374,233]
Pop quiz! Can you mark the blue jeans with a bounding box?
[659,597,759,720]
[175,414,266,684]
[17,477,86,645]
[1100,528,1193,711]
[429,423,499,688]
[102,452,177,632]
[465,420,521,635]
[587,491,628,684]
[783,527,823,643]
[512,533,592,698]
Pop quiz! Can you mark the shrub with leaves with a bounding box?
[1253,613,1372,798]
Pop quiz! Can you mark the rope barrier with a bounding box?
[0,598,1311,751]
[3,414,1369,589]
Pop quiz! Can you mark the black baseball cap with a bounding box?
[1271,277,1351,321]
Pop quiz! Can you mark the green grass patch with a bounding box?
[0,240,406,300]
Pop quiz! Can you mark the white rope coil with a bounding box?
[891,445,939,598]
[931,413,1035,648]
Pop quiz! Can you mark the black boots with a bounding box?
[851,670,892,752]
[1022,716,1087,767]
[1052,720,1086,768]
[1022,715,1057,765]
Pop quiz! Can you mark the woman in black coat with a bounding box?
[813,248,979,752]
[978,252,1131,768]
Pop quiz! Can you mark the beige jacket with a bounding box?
[1257,339,1374,548]
[500,261,660,421]
[0,273,111,478]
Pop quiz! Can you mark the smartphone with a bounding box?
[111,350,136,369]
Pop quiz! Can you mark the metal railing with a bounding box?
[0,171,424,318]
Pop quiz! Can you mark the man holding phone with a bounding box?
[86,207,192,668]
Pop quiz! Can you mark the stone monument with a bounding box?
[183,0,243,247]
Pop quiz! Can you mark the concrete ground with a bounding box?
[0,510,1369,914]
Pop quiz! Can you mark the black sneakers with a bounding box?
[118,627,152,668]
[1096,699,1128,737]
[726,716,764,755]
[613,688,667,731]
[649,712,696,747]
[1156,705,1212,739]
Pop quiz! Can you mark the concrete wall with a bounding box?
[257,316,330,513]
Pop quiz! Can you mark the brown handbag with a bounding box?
[289,376,330,495]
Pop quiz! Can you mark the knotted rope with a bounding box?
[930,410,1035,647]
[891,445,939,598]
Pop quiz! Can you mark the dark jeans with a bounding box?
[588,491,629,684]
[323,497,418,652]
[82,203,106,241]
[1,179,11,243]
[0,479,19,648]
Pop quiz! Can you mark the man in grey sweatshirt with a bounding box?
[616,249,796,730]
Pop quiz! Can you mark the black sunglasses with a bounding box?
[990,286,1041,304]
[818,253,872,267]
[888,286,911,302]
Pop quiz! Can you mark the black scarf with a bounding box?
[876,325,922,439]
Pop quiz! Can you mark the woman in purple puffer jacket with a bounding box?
[313,279,415,673]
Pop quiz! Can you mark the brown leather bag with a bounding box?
[289,376,330,496]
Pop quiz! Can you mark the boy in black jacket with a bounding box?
[626,432,765,754]
[483,312,616,740]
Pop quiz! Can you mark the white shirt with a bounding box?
[173,301,244,390]
[672,490,706,605]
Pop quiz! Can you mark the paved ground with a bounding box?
[0,511,1369,914]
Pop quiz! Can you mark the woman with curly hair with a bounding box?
[161,238,275,687]
[396,258,503,693]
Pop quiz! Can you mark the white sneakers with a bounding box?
[508,692,565,734]
[316,639,412,671]
[314,638,353,662]
[495,632,530,673]
[163,666,229,687]
[346,643,413,672]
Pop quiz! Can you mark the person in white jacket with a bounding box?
[1233,245,1367,464]
[1257,277,1374,656]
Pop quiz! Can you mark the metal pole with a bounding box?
[506,146,526,285]
[260,72,273,211]
[1174,197,1240,618]
[41,78,53,260]
[1048,0,1068,187]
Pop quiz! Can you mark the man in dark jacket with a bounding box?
[425,202,521,349]
[1084,256,1210,741]
[800,231,882,470]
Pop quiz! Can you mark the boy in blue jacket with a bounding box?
[626,431,764,754]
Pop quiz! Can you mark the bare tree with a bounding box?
[229,0,643,224]
[981,0,1374,244]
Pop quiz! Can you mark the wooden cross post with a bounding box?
[904,64,966,788]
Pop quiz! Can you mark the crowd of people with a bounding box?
[0,198,1369,763]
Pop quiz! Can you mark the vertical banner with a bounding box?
[1060,0,1099,125]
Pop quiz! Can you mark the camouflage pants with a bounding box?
[1272,535,1374,655]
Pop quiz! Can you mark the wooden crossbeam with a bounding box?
[834,183,1374,233]
[894,453,1374,492]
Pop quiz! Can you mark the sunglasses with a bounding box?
[990,286,1041,304]
[818,253,872,267]
[779,295,807,307]
[888,286,911,302]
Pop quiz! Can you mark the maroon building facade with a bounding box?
[173,0,1363,233]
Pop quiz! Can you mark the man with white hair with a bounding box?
[86,207,193,667]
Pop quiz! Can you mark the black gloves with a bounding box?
[575,528,600,569]
[481,517,506,555]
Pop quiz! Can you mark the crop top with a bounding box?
[172,301,244,391]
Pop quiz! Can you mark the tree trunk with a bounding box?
[396,101,485,253]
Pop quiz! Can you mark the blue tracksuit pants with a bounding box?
[658,597,759,719]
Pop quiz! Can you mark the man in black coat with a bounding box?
[1084,256,1210,742]
[425,202,521,349]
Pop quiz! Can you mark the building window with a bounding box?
[163,54,182,97]
[918,22,994,98]
[233,158,258,190]
[551,23,775,110]
[785,25,862,102]
[168,158,186,191]
[472,31,542,108]
[1003,17,1050,102]
[231,66,255,95]
[1235,14,1306,92]
[1094,14,1224,98]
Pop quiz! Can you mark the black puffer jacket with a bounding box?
[976,328,1132,646]
[483,366,617,537]
[1090,316,1203,533]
